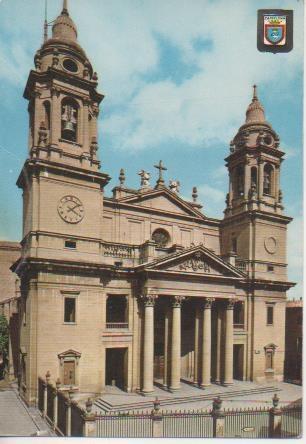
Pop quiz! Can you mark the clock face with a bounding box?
[58,195,84,224]
[264,236,277,254]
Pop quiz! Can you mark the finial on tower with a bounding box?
[62,0,69,15]
[43,0,48,42]
[252,84,258,101]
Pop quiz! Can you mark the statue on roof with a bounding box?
[138,170,150,188]
[169,180,180,193]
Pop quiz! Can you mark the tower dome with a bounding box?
[52,0,78,43]
[245,85,266,124]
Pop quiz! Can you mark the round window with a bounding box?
[63,58,78,73]
[264,135,273,146]
[152,229,170,247]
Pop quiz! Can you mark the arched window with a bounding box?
[236,165,244,197]
[61,98,78,142]
[152,228,170,247]
[263,164,274,195]
[251,167,257,189]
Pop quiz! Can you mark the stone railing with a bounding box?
[235,259,248,272]
[102,242,139,259]
[233,323,245,330]
[105,322,128,329]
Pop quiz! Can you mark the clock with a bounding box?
[264,236,277,254]
[58,195,84,224]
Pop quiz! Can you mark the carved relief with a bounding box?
[141,289,158,306]
[172,295,185,308]
[179,253,210,273]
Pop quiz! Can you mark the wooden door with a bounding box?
[64,361,75,385]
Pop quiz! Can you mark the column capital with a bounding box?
[172,295,185,308]
[140,289,158,307]
[200,297,215,309]
[225,298,237,310]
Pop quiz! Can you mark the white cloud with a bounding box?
[0,0,303,151]
[197,184,225,216]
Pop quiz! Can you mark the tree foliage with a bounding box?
[0,314,9,355]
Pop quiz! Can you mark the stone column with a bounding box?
[223,299,235,386]
[82,99,90,151]
[141,291,157,394]
[215,306,222,384]
[193,304,200,385]
[274,165,280,200]
[269,394,282,438]
[163,307,169,388]
[244,161,251,199]
[258,159,264,200]
[200,298,214,388]
[170,296,184,391]
[50,87,61,146]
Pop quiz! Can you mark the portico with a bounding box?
[139,289,241,394]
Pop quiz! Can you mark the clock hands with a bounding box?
[67,203,82,216]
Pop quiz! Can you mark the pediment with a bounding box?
[118,188,205,219]
[138,245,245,278]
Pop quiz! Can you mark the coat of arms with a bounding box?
[263,15,286,46]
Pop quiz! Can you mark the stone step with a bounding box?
[94,385,279,413]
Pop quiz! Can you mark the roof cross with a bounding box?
[154,160,167,187]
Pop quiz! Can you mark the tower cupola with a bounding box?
[52,0,78,43]
[224,86,284,218]
[245,85,266,124]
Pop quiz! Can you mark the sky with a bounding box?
[0,0,303,298]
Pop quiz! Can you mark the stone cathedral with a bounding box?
[11,1,294,404]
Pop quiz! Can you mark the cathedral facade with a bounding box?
[12,1,294,404]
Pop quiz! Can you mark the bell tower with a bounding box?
[220,86,292,281]
[18,0,110,264]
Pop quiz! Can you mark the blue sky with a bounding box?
[0,0,303,297]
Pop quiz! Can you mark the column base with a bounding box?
[222,382,233,387]
[169,386,180,393]
[200,383,211,389]
[141,390,155,396]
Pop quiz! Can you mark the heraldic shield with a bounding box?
[265,25,285,44]
[264,15,286,46]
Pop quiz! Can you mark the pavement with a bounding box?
[0,380,54,437]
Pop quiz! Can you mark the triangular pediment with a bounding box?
[137,245,245,278]
[117,188,205,219]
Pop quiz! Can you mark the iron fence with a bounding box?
[96,412,153,438]
[162,411,213,437]
[224,407,270,438]
[37,375,302,438]
[281,405,302,438]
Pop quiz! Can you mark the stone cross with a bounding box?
[154,160,167,187]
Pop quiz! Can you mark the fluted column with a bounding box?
[141,291,157,394]
[200,298,214,388]
[163,307,169,387]
[223,299,235,386]
[170,296,185,391]
[193,304,200,385]
[215,305,222,384]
